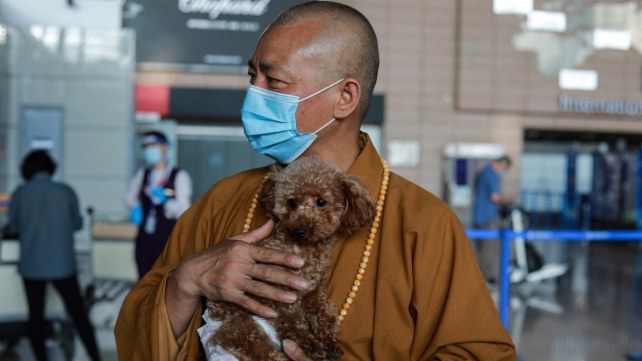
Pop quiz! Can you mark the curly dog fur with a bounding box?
[206,156,376,361]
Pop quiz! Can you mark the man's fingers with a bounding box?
[250,241,306,270]
[241,278,299,304]
[232,220,306,270]
[248,263,308,291]
[233,294,277,319]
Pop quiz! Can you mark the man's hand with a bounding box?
[283,339,317,361]
[165,220,308,337]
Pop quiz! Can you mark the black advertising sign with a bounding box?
[123,0,309,73]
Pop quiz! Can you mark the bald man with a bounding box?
[115,2,516,360]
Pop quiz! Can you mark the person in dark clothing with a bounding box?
[6,150,101,361]
[123,131,192,278]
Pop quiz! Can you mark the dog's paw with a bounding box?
[295,339,328,361]
[325,340,343,360]
[303,349,327,361]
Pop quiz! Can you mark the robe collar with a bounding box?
[347,132,386,202]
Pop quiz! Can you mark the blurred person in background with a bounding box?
[124,130,193,279]
[6,150,101,361]
[472,155,512,283]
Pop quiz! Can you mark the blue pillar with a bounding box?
[499,228,511,329]
[637,149,642,229]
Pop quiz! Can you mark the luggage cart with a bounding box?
[504,206,569,285]
[85,207,138,330]
[500,206,567,353]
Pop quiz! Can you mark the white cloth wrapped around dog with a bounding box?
[198,309,282,361]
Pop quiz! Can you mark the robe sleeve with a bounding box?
[159,271,200,360]
[114,264,204,360]
[412,208,516,360]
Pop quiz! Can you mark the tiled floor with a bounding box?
[512,241,642,361]
[0,328,118,361]
[1,241,641,361]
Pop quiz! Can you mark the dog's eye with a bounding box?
[316,198,327,207]
[288,199,298,209]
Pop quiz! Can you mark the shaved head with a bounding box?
[271,1,379,116]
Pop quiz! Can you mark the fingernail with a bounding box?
[292,257,305,267]
[265,309,277,318]
[295,279,308,290]
[283,339,295,353]
[284,292,297,303]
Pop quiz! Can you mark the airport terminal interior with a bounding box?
[1,0,642,360]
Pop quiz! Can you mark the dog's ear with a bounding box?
[257,165,280,220]
[340,175,377,234]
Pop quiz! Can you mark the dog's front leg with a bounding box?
[273,302,328,361]
[301,286,343,360]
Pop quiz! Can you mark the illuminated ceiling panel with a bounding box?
[493,0,533,15]
[558,69,598,91]
[527,11,567,33]
[593,29,631,50]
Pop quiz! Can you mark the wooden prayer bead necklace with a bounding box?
[242,158,390,326]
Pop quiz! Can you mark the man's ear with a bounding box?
[333,77,361,119]
[257,166,279,219]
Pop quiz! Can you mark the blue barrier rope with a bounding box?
[464,229,500,239]
[465,228,642,330]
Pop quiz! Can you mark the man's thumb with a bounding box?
[242,219,274,244]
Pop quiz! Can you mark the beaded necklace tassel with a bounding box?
[338,158,388,326]
[242,159,390,326]
[243,175,269,234]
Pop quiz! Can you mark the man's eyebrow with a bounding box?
[247,59,286,75]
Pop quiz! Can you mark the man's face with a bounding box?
[494,160,509,173]
[247,21,337,134]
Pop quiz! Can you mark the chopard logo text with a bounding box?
[178,0,271,19]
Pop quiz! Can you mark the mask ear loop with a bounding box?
[300,78,343,135]
[299,78,345,102]
[313,118,336,135]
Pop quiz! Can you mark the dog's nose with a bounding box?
[294,228,307,238]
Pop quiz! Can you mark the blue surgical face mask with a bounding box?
[241,79,344,164]
[143,145,163,167]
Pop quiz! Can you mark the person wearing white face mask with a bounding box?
[123,131,193,279]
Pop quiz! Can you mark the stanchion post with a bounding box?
[499,227,511,329]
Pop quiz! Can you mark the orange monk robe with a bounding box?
[115,133,516,361]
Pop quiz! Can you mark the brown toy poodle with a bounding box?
[206,155,376,361]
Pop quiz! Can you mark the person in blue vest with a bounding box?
[124,131,193,279]
[472,155,512,282]
[7,150,101,361]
